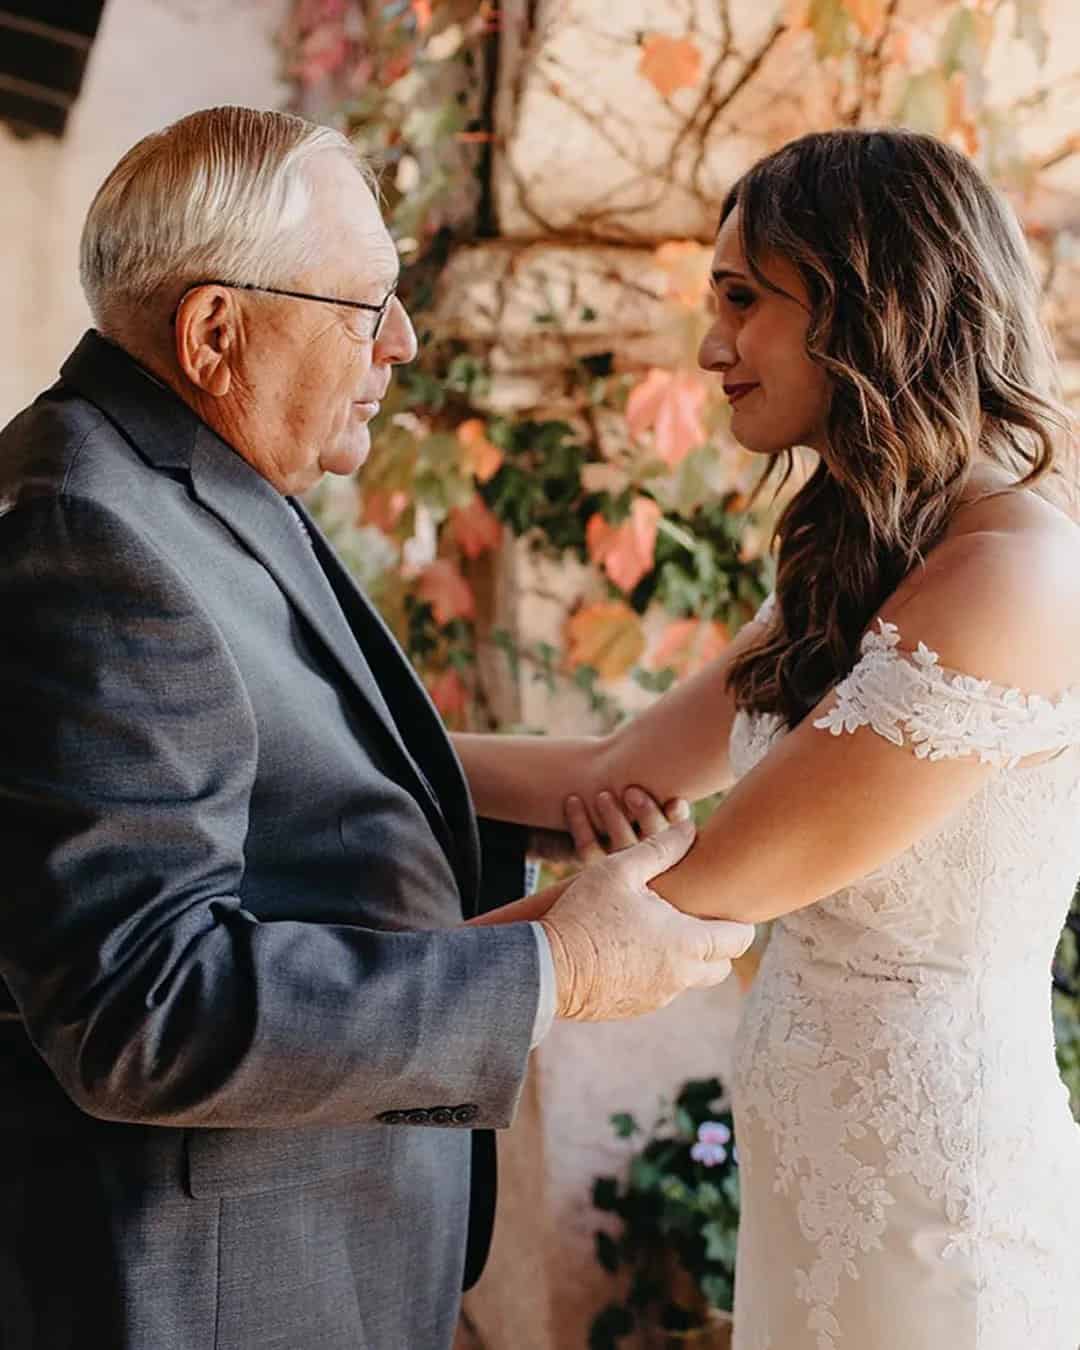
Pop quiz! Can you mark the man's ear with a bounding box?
[174,286,237,398]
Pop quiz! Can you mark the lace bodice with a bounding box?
[729,595,1080,1350]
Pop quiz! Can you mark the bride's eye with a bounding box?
[725,286,756,310]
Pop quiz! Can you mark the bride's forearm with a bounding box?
[453,732,611,830]
[465,877,572,925]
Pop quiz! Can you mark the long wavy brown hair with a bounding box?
[723,128,1077,729]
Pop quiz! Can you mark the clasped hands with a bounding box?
[473,787,754,1025]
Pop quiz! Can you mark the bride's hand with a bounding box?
[564,787,691,864]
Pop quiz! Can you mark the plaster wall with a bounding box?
[0,0,290,423]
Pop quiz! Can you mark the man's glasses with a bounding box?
[174,279,398,341]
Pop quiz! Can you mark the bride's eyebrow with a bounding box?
[711,268,751,286]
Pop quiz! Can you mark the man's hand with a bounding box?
[539,820,755,1022]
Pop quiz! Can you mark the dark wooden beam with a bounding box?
[0,1,108,137]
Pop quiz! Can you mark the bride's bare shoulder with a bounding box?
[878,490,1080,693]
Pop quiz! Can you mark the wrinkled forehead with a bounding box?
[305,151,399,289]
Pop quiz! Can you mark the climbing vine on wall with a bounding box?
[280,0,1079,1101]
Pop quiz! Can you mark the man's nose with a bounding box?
[375,297,418,366]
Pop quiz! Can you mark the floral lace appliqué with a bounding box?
[812,618,1080,767]
[730,606,1080,1350]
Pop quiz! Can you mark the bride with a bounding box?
[453,129,1080,1348]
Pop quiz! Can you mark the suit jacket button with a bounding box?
[430,1107,454,1125]
[405,1109,431,1124]
[452,1104,479,1124]
[377,1110,406,1124]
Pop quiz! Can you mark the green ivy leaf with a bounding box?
[702,1220,738,1265]
[611,1111,640,1139]
[632,667,677,694]
[588,1303,635,1350]
[695,1182,723,1210]
[595,1230,621,1273]
[699,1271,734,1312]
[491,628,521,682]
[592,1176,621,1212]
[631,1156,664,1191]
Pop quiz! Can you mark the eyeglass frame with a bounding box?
[171,278,399,341]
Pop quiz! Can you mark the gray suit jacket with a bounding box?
[0,332,540,1350]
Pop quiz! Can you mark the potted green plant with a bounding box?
[589,1077,740,1350]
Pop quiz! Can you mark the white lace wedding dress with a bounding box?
[730,597,1080,1350]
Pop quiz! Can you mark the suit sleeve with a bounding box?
[0,493,540,1128]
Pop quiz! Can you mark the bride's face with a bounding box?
[698,207,830,456]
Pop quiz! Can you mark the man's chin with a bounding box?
[321,431,371,478]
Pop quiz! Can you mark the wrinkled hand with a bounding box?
[564,787,690,864]
[539,820,755,1022]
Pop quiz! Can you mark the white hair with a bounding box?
[79,105,375,333]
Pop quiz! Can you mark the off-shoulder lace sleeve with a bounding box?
[812,619,1080,768]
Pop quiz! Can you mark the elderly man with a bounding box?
[0,107,752,1350]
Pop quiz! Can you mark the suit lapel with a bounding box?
[294,500,482,910]
[59,331,478,907]
[187,430,471,880]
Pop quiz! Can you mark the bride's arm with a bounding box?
[453,604,774,831]
[588,536,1080,923]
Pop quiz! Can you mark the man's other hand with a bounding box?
[539,821,755,1022]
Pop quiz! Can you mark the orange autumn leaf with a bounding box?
[586,497,661,593]
[638,34,703,100]
[625,368,708,466]
[946,71,980,156]
[456,418,504,483]
[652,617,730,677]
[841,0,887,39]
[428,667,468,720]
[362,488,409,533]
[449,494,503,560]
[411,0,433,31]
[417,560,476,626]
[565,602,646,682]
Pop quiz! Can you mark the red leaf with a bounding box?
[625,369,708,465]
[293,21,349,86]
[638,34,703,99]
[652,618,730,677]
[428,667,468,720]
[449,495,503,560]
[362,488,409,533]
[586,497,661,593]
[417,560,476,626]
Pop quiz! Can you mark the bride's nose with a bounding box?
[699,326,736,374]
